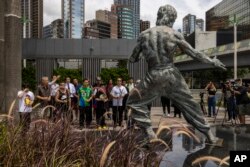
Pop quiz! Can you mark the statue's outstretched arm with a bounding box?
[175,33,226,70]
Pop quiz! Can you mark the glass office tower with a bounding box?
[62,0,85,38]
[114,0,140,38]
[206,0,250,40]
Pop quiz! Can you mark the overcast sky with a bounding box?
[44,0,222,30]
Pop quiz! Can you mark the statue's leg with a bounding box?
[169,69,217,143]
[126,75,159,140]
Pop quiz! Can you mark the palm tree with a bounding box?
[0,0,22,113]
[0,0,5,112]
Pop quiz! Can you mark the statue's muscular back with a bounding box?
[140,26,178,69]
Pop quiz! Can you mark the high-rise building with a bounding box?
[111,4,134,39]
[206,0,250,40]
[43,24,52,38]
[183,14,196,36]
[62,0,85,38]
[51,19,64,38]
[140,20,150,32]
[83,27,99,39]
[196,19,204,31]
[114,0,140,38]
[96,10,118,39]
[43,19,64,39]
[21,0,43,38]
[85,20,110,39]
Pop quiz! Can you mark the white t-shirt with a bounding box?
[65,83,76,97]
[17,91,35,113]
[50,83,59,96]
[111,85,128,106]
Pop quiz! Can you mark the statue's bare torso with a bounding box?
[140,26,179,69]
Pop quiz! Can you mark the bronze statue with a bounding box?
[126,4,226,143]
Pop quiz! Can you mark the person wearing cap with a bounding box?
[17,84,35,131]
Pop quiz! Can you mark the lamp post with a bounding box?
[233,14,237,80]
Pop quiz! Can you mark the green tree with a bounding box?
[100,67,130,84]
[53,67,82,83]
[117,59,128,68]
[22,66,36,91]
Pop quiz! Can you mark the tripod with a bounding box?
[214,93,239,126]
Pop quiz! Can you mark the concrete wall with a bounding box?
[195,30,217,50]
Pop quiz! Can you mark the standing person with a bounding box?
[126,4,226,143]
[55,82,71,121]
[77,79,93,128]
[49,75,59,106]
[106,79,113,113]
[122,80,129,121]
[205,81,217,117]
[111,78,128,127]
[93,76,102,119]
[36,76,51,117]
[161,96,171,117]
[127,77,135,92]
[95,84,108,129]
[234,79,247,124]
[17,84,34,131]
[65,77,76,121]
[223,81,236,121]
[72,78,81,122]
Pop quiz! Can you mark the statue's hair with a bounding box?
[156,5,177,27]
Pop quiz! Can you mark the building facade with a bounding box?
[21,0,43,38]
[43,19,64,39]
[206,0,250,40]
[51,19,64,38]
[140,20,150,32]
[196,19,204,31]
[114,0,140,38]
[111,4,134,39]
[96,10,118,39]
[183,14,196,36]
[62,0,85,38]
[83,27,99,39]
[43,24,52,38]
[85,20,110,39]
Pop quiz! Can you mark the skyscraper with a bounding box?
[112,4,134,39]
[96,10,118,39]
[114,0,140,38]
[196,19,204,31]
[43,19,64,39]
[43,24,52,38]
[140,20,150,32]
[85,20,110,39]
[21,0,43,38]
[62,0,85,38]
[206,0,250,40]
[183,14,196,36]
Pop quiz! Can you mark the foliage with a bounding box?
[100,67,130,84]
[22,66,37,91]
[53,67,82,83]
[117,60,128,69]
[0,119,165,166]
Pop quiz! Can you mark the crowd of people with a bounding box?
[17,75,184,131]
[17,75,250,131]
[204,79,250,124]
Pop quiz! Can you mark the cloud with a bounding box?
[44,0,222,30]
